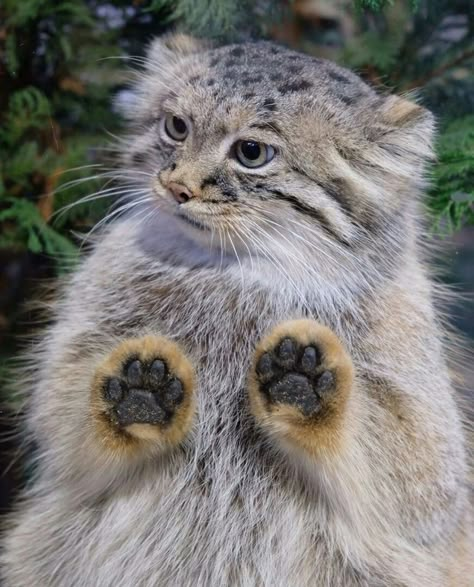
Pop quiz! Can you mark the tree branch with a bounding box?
[401,48,474,91]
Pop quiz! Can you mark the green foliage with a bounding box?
[0,88,52,147]
[0,198,78,263]
[147,0,287,39]
[430,116,474,232]
[340,6,409,73]
[149,0,245,37]
[354,0,394,10]
[354,0,419,10]
[0,0,131,270]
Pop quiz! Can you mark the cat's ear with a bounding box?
[145,33,212,71]
[117,33,211,121]
[371,95,435,164]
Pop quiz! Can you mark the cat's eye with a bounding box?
[164,113,189,141]
[234,140,275,168]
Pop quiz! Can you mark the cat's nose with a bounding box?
[168,182,193,204]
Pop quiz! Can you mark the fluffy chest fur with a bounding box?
[24,224,378,586]
[2,220,468,587]
[14,222,455,587]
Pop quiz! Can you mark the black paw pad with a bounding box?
[103,357,184,427]
[256,338,335,416]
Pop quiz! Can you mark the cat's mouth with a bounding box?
[176,209,208,231]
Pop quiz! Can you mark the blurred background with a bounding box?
[0,0,472,510]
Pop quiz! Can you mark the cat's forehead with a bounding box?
[176,42,375,114]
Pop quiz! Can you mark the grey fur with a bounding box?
[1,36,471,586]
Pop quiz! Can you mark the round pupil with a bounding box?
[241,141,261,160]
[173,117,187,135]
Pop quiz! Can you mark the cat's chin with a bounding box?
[175,209,210,233]
[136,210,238,269]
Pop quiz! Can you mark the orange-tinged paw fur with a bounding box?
[249,320,354,458]
[91,335,195,453]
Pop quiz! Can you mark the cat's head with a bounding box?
[119,34,434,292]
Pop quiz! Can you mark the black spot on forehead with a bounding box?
[201,41,374,106]
[209,43,325,76]
[269,72,283,82]
[225,69,241,81]
[230,46,245,58]
[328,70,352,85]
[242,75,263,84]
[278,80,313,94]
[288,64,303,74]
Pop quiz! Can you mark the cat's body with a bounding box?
[1,36,471,586]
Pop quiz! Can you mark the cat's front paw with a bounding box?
[105,357,185,427]
[256,338,336,416]
[91,335,195,451]
[249,320,354,457]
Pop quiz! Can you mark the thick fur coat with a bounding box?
[1,36,471,586]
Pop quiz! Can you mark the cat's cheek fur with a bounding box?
[248,319,354,459]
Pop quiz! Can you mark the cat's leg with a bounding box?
[247,320,382,569]
[1,335,195,586]
[91,334,195,457]
[248,319,471,584]
[25,332,196,498]
[248,319,354,459]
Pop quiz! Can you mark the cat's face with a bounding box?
[120,34,434,290]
